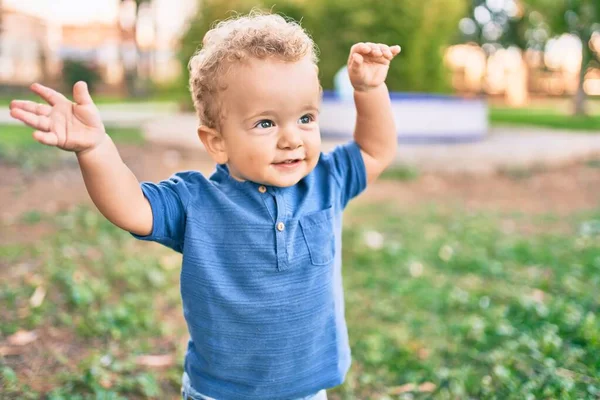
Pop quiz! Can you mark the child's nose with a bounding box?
[278,127,303,149]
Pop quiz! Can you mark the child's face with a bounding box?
[218,56,321,187]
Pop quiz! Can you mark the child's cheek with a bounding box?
[247,152,261,166]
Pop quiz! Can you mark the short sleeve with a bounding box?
[131,172,196,253]
[324,141,367,208]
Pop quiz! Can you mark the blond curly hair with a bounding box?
[188,11,319,129]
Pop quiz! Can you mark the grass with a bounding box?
[1,202,599,398]
[339,204,600,399]
[490,107,600,131]
[587,158,600,168]
[1,207,185,398]
[380,165,420,181]
[498,164,549,180]
[0,81,186,108]
[0,124,144,171]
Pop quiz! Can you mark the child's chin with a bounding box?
[268,178,302,188]
[266,173,307,188]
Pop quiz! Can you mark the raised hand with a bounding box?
[347,42,401,92]
[9,81,106,153]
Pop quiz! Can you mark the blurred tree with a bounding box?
[458,0,530,104]
[459,0,528,49]
[180,0,467,96]
[0,0,2,53]
[119,0,153,96]
[305,0,467,92]
[522,0,600,115]
[63,60,101,92]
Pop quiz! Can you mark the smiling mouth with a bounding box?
[274,158,304,165]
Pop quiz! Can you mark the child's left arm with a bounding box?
[348,42,401,183]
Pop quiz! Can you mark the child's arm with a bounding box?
[9,82,153,236]
[348,42,401,183]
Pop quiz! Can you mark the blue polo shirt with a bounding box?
[133,141,367,400]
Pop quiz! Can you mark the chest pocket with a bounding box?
[299,207,335,266]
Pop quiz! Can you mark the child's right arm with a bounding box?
[9,81,153,236]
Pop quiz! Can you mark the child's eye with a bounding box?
[298,114,314,124]
[255,120,274,129]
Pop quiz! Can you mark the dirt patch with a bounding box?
[1,326,95,393]
[1,143,599,230]
[360,163,600,215]
[0,143,216,234]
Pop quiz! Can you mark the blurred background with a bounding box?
[1,0,599,399]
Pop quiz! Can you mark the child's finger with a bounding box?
[30,83,67,106]
[73,81,94,106]
[32,130,59,147]
[390,45,401,56]
[367,42,382,57]
[10,108,52,132]
[378,44,394,60]
[351,42,372,56]
[10,100,52,116]
[350,53,364,72]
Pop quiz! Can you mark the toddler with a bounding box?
[9,11,400,400]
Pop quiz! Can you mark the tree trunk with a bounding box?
[574,32,591,116]
[505,52,529,107]
[0,0,3,58]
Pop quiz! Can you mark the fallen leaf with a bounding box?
[531,289,545,303]
[417,347,430,360]
[135,354,175,368]
[29,286,46,308]
[389,383,416,395]
[160,254,182,270]
[418,382,437,392]
[389,382,437,395]
[24,272,42,286]
[100,376,113,389]
[7,330,37,346]
[0,346,24,356]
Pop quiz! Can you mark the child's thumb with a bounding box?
[73,81,94,105]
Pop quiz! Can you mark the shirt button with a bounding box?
[276,222,285,232]
[258,185,267,193]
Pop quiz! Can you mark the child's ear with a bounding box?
[198,125,228,164]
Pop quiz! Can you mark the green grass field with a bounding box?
[1,203,599,399]
[0,92,182,108]
[489,107,600,132]
[0,124,144,171]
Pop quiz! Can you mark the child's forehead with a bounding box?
[220,57,320,109]
[230,56,317,79]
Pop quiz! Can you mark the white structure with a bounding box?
[329,65,488,143]
[320,92,488,143]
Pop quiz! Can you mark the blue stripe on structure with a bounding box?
[322,90,486,103]
[320,130,486,144]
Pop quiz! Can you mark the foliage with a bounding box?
[1,206,184,398]
[459,0,528,49]
[62,60,102,93]
[337,204,600,399]
[1,201,599,398]
[523,0,600,40]
[459,0,600,115]
[461,0,600,54]
[179,0,467,97]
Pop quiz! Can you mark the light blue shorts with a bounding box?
[181,372,328,400]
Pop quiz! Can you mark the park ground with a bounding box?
[1,102,599,398]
